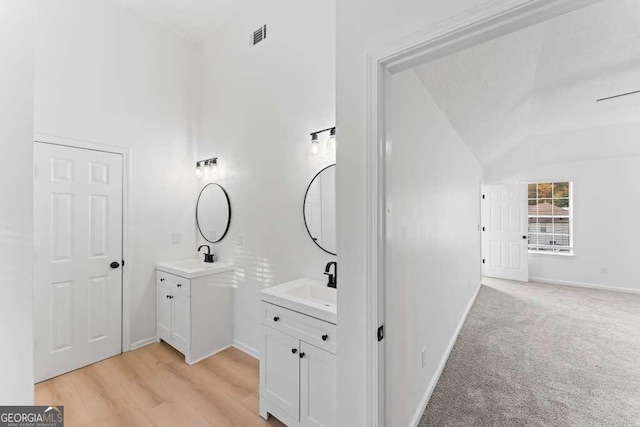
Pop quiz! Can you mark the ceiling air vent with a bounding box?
[251,25,267,47]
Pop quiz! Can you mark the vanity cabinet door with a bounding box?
[300,342,337,427]
[157,285,172,343]
[172,294,190,354]
[261,326,300,421]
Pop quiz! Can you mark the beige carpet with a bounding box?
[419,277,640,426]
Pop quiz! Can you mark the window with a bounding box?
[528,182,572,254]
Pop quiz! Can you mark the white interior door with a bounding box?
[482,184,529,282]
[34,142,123,382]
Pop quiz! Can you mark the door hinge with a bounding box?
[377,324,384,342]
[482,194,485,199]
[482,259,485,264]
[122,260,125,267]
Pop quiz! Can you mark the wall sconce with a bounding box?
[195,157,218,177]
[310,126,336,156]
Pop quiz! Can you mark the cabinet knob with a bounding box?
[299,352,306,359]
[160,278,165,282]
[177,283,182,288]
[273,316,280,322]
[291,348,298,354]
[322,334,328,341]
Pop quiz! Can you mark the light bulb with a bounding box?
[202,161,211,177]
[311,133,320,156]
[328,128,336,151]
[195,162,203,177]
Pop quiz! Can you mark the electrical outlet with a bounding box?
[171,231,181,245]
[601,267,608,274]
[421,347,427,369]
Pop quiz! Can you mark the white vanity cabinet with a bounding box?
[259,301,337,427]
[155,261,233,365]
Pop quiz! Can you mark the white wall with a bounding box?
[35,0,198,345]
[386,70,482,426]
[486,157,640,293]
[0,0,35,404]
[336,0,488,424]
[196,0,336,354]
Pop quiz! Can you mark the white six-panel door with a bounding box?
[34,142,123,382]
[482,184,529,282]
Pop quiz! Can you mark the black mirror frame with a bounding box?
[303,164,337,256]
[196,183,232,244]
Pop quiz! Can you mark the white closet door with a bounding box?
[482,184,529,282]
[34,142,123,382]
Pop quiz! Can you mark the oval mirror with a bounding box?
[303,164,336,255]
[196,183,231,243]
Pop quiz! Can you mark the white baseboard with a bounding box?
[233,339,260,359]
[130,336,158,351]
[529,277,640,295]
[187,345,232,365]
[409,283,481,427]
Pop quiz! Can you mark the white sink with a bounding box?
[260,278,337,324]
[156,259,234,279]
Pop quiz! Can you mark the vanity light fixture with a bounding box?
[196,157,218,177]
[310,126,336,155]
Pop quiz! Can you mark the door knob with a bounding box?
[299,352,306,359]
[177,284,183,288]
[273,316,280,322]
[522,235,527,239]
[110,261,120,269]
[322,334,328,341]
[291,348,298,354]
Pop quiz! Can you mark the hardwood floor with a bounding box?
[35,343,286,427]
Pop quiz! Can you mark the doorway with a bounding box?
[34,141,124,382]
[364,0,601,425]
[481,184,529,282]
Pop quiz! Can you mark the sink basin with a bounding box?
[156,259,234,279]
[260,278,337,324]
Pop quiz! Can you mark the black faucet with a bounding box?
[198,245,215,263]
[324,261,337,288]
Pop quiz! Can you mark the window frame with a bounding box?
[527,181,574,256]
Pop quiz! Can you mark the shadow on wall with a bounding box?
[230,239,276,289]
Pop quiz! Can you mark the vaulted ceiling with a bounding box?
[115,0,249,41]
[413,0,640,172]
